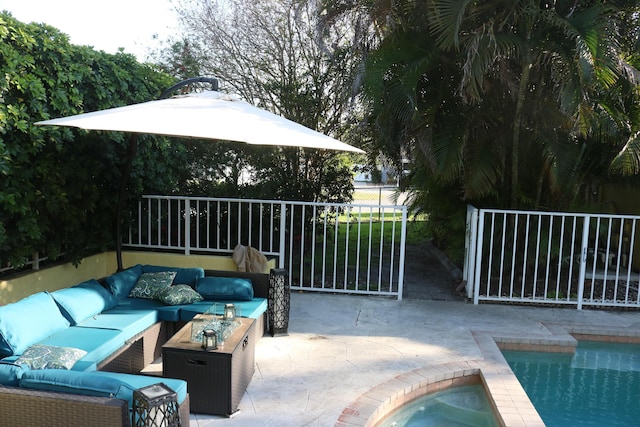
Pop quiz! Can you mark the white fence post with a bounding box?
[576,216,590,310]
[396,206,407,300]
[464,206,479,299]
[472,210,485,305]
[279,202,287,269]
[184,199,191,256]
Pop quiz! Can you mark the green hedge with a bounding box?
[0,12,177,268]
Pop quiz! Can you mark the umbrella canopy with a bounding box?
[36,90,364,153]
[35,89,363,271]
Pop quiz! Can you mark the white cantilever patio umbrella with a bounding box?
[35,90,364,153]
[36,90,363,270]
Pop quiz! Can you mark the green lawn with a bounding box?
[289,212,429,291]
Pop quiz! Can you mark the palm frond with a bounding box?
[428,0,473,50]
[428,125,465,184]
[611,131,640,176]
[463,139,501,199]
[460,31,521,102]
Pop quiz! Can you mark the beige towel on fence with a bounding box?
[232,244,268,273]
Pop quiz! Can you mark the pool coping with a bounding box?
[336,322,640,427]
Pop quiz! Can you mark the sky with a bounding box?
[0,0,179,61]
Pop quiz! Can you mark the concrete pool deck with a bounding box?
[189,292,640,426]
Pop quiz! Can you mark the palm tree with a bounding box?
[364,0,640,209]
[356,0,639,260]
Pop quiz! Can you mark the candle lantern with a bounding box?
[132,383,180,427]
[202,329,217,351]
[223,303,236,321]
[268,268,290,336]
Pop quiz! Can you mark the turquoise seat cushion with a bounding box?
[0,292,70,357]
[196,276,254,301]
[180,298,267,321]
[38,327,123,365]
[19,370,187,407]
[76,309,158,342]
[114,298,182,322]
[105,264,143,299]
[52,279,118,325]
[142,265,205,287]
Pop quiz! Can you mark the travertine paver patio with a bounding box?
[188,292,640,426]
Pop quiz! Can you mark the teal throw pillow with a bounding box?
[195,276,254,301]
[128,271,176,299]
[157,285,204,305]
[15,344,87,370]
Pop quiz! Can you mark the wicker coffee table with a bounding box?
[162,316,255,416]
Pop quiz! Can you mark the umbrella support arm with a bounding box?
[115,134,138,271]
[159,77,218,99]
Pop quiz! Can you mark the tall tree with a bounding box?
[427,0,639,208]
[366,0,639,206]
[165,0,369,202]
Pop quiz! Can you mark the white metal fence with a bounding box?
[465,206,640,309]
[124,195,407,299]
[0,252,49,274]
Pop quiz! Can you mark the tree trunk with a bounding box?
[511,61,531,209]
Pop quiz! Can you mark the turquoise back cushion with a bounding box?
[20,369,187,407]
[105,264,143,299]
[142,265,205,287]
[196,276,254,301]
[0,292,70,357]
[52,280,118,325]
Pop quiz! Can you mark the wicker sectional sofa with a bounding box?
[0,265,271,427]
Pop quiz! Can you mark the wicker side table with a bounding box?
[132,382,180,427]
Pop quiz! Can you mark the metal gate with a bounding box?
[464,206,640,309]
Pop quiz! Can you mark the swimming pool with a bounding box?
[503,341,640,427]
[376,384,499,427]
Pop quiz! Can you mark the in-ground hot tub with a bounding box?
[338,363,506,427]
[376,383,498,427]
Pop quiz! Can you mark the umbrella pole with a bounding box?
[114,77,218,271]
[115,134,138,271]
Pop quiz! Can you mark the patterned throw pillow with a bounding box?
[128,271,176,299]
[157,285,204,305]
[15,344,87,370]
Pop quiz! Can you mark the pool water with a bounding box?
[503,341,640,427]
[377,384,499,427]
